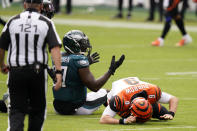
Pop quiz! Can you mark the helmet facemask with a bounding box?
[79,38,92,56]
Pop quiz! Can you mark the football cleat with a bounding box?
[151,38,164,47]
[176,34,192,47]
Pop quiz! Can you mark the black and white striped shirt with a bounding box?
[0,8,61,67]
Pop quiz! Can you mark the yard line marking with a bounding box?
[166,72,197,76]
[85,126,196,131]
[126,59,197,63]
[118,126,196,130]
[141,77,197,80]
[2,16,197,32]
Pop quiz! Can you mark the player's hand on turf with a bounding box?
[0,64,9,74]
[54,74,62,91]
[87,52,100,65]
[125,116,136,124]
[160,114,174,120]
[109,54,125,75]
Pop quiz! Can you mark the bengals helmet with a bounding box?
[130,97,153,123]
[63,30,92,54]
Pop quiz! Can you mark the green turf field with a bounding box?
[0,3,197,131]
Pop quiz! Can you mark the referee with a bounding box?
[0,0,62,131]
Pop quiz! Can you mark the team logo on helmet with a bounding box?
[63,30,92,54]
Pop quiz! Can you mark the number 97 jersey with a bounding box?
[52,53,89,102]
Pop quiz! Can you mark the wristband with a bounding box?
[168,111,175,117]
[55,70,62,75]
[119,118,124,124]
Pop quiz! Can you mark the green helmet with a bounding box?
[63,30,92,54]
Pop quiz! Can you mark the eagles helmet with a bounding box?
[41,0,55,19]
[63,30,92,54]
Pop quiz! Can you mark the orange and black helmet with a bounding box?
[130,97,153,123]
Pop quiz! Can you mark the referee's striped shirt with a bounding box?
[0,8,61,67]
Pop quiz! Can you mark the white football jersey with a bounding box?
[107,77,149,100]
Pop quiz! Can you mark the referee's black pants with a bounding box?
[8,67,47,131]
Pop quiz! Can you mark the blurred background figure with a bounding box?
[146,0,163,22]
[180,0,189,19]
[53,0,60,13]
[66,0,72,14]
[196,5,197,16]
[2,0,10,8]
[113,0,133,19]
[136,0,144,8]
[53,0,72,14]
[193,0,197,16]
[151,0,192,47]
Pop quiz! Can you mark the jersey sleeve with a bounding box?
[102,105,117,118]
[74,55,89,69]
[158,92,173,104]
[46,20,62,51]
[0,24,11,50]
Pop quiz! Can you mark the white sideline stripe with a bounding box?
[2,16,197,32]
[53,18,197,32]
[85,126,196,131]
[126,59,197,63]
[166,72,197,75]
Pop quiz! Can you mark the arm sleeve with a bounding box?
[0,24,11,50]
[102,105,117,118]
[158,92,173,104]
[74,56,89,68]
[46,21,62,51]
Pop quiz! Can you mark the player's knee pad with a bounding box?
[53,99,80,115]
[152,103,169,120]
